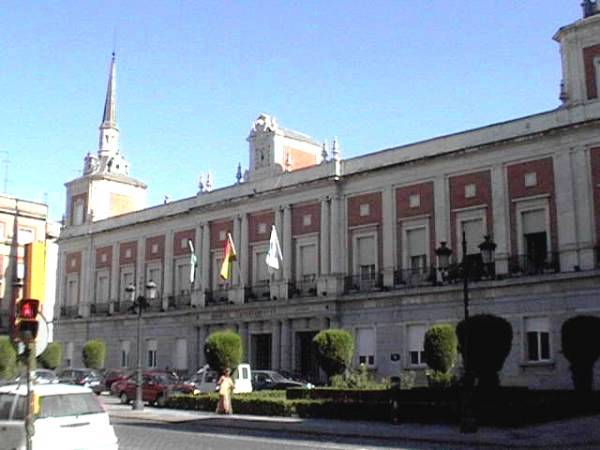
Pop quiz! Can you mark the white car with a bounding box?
[187,363,253,394]
[0,383,118,450]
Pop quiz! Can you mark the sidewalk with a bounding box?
[105,400,600,448]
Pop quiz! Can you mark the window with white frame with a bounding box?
[73,200,85,226]
[121,341,130,368]
[147,339,158,368]
[213,254,226,290]
[258,223,267,234]
[525,317,551,362]
[298,243,317,281]
[67,277,79,306]
[175,338,188,371]
[464,184,476,199]
[302,214,312,226]
[175,262,192,295]
[254,250,269,284]
[356,235,376,280]
[65,342,74,367]
[409,194,420,208]
[121,270,134,300]
[147,266,162,298]
[356,328,376,367]
[359,203,370,217]
[407,324,426,366]
[406,227,427,273]
[95,272,109,304]
[524,172,538,187]
[461,218,485,255]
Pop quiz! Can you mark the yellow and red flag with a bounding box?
[219,233,237,280]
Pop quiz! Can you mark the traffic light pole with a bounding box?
[24,343,34,450]
[134,298,144,411]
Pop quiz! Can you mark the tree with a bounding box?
[0,337,17,380]
[312,329,355,379]
[456,314,512,390]
[561,315,600,392]
[204,330,242,373]
[423,324,457,388]
[82,339,106,369]
[38,342,62,370]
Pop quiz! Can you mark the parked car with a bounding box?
[0,382,118,450]
[185,363,253,394]
[56,368,104,395]
[102,368,131,391]
[11,369,59,385]
[251,370,307,390]
[115,370,194,407]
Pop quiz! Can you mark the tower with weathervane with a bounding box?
[64,54,147,227]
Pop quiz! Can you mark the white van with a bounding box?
[0,383,118,450]
[187,363,253,394]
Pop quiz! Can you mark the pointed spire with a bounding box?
[98,53,119,156]
[332,137,341,161]
[236,163,243,183]
[321,141,329,163]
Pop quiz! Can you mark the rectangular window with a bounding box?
[255,251,269,283]
[299,244,317,279]
[121,341,130,368]
[407,324,426,366]
[147,340,158,368]
[356,235,376,278]
[406,227,427,272]
[525,317,551,362]
[95,273,109,303]
[356,328,376,367]
[461,219,484,255]
[176,263,192,295]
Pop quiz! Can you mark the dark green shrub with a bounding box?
[0,337,17,380]
[38,342,62,370]
[204,330,242,374]
[312,329,354,379]
[330,364,389,389]
[456,314,512,390]
[82,339,106,369]
[561,315,600,392]
[423,324,458,389]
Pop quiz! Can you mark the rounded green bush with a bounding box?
[423,324,457,374]
[82,339,106,369]
[456,314,512,390]
[312,329,354,378]
[561,315,600,392]
[38,342,62,370]
[0,337,17,380]
[204,330,242,373]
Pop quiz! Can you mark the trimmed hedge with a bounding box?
[0,337,17,380]
[312,329,354,378]
[561,315,600,392]
[38,342,62,370]
[82,339,106,369]
[204,330,242,374]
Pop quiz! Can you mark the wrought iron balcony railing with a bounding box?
[205,288,230,306]
[60,305,79,318]
[343,272,383,294]
[90,302,110,316]
[507,252,560,277]
[168,293,192,309]
[289,275,318,298]
[393,267,436,288]
[245,282,271,302]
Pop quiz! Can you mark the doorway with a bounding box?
[296,331,321,384]
[251,334,272,370]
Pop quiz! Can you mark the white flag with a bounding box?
[265,225,283,272]
[188,239,198,284]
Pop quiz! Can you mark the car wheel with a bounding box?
[156,394,166,408]
[120,392,129,404]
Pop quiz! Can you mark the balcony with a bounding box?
[168,293,192,310]
[344,272,383,294]
[90,303,110,316]
[507,253,560,277]
[205,288,230,306]
[289,275,317,298]
[60,305,79,318]
[394,267,436,289]
[245,281,271,302]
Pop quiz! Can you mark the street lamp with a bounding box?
[126,280,157,411]
[435,233,496,433]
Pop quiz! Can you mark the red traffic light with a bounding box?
[18,299,39,320]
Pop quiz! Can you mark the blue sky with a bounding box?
[1,1,581,221]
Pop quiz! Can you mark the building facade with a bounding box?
[55,9,600,388]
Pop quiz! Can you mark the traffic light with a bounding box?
[16,298,40,343]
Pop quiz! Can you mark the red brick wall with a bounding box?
[584,45,600,99]
[95,246,112,268]
[174,229,195,256]
[285,146,317,171]
[210,220,233,250]
[507,158,557,255]
[145,235,165,261]
[292,203,320,236]
[119,241,137,266]
[65,251,82,274]
[590,147,600,243]
[396,182,436,268]
[249,211,274,243]
[348,192,382,227]
[449,171,493,252]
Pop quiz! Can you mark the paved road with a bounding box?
[112,415,501,450]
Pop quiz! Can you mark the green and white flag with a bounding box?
[187,239,198,284]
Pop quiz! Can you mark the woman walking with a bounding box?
[215,368,235,414]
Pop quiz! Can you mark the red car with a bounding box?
[115,370,193,407]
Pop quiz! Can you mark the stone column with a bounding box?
[283,205,292,281]
[382,186,395,287]
[80,247,92,317]
[275,207,284,281]
[554,151,579,271]
[330,195,342,274]
[320,197,330,275]
[239,322,250,363]
[56,251,66,318]
[110,243,119,304]
[572,147,595,269]
[271,320,281,370]
[163,230,174,310]
[240,214,249,288]
[491,165,509,275]
[192,223,204,306]
[433,175,449,246]
[280,319,291,371]
[136,237,146,291]
[233,215,241,286]
[201,223,210,298]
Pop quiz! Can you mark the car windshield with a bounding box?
[0,394,25,420]
[267,372,286,382]
[38,393,105,418]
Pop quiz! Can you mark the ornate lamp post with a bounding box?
[126,280,157,411]
[478,235,497,279]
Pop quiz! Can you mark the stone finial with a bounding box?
[163,195,170,204]
[583,0,599,18]
[205,171,213,192]
[236,163,242,183]
[332,137,341,161]
[197,173,204,194]
[321,141,329,163]
[285,151,293,172]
